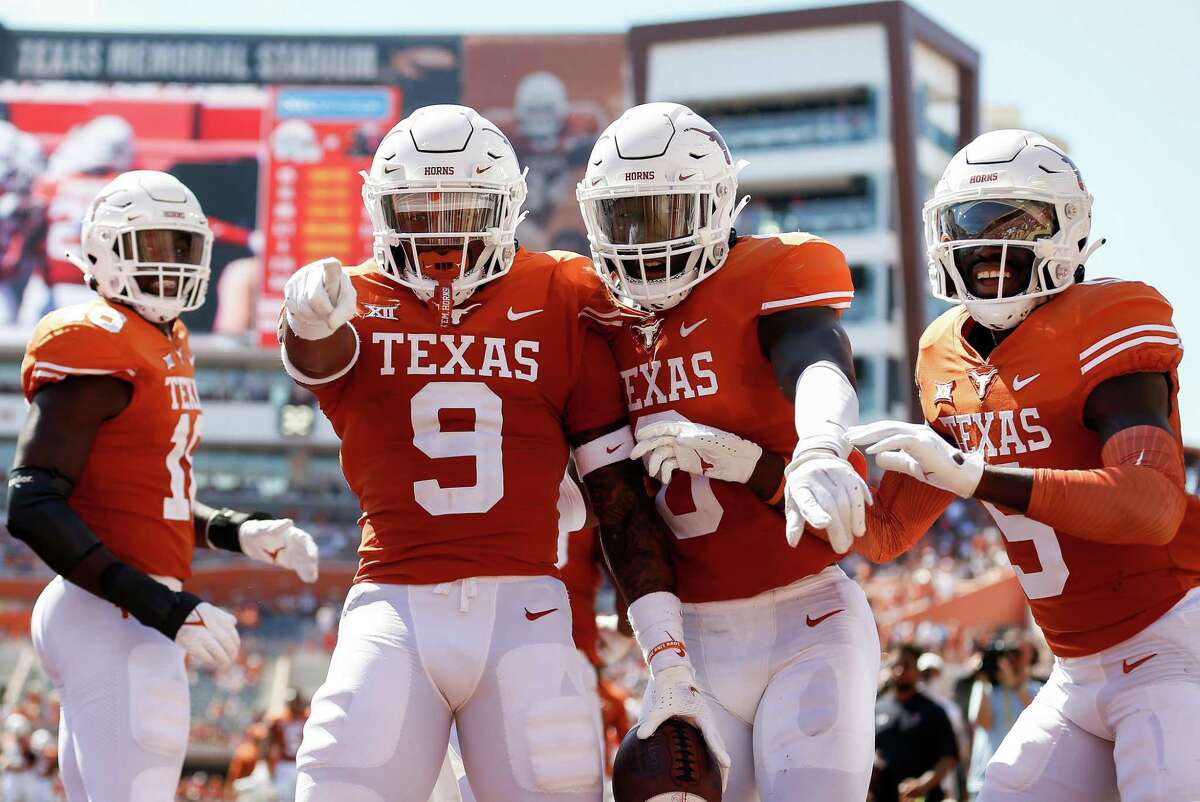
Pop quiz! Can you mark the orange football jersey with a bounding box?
[21,298,202,580]
[916,279,1200,657]
[608,233,858,603]
[296,249,627,586]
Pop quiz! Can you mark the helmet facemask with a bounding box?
[580,176,745,312]
[365,181,526,308]
[924,194,1090,330]
[87,224,212,324]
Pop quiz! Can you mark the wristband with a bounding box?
[767,474,787,506]
[205,508,273,552]
[627,591,690,675]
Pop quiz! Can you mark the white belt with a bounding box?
[433,577,479,613]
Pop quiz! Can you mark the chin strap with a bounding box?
[1080,237,1107,264]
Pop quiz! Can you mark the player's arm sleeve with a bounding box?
[851,469,956,563]
[1027,424,1187,545]
[1074,282,1183,404]
[758,237,855,317]
[1022,284,1189,545]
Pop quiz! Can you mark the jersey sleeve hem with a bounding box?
[760,290,855,313]
[279,322,361,387]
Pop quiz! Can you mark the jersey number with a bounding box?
[411,381,504,516]
[638,411,724,540]
[163,414,201,521]
[982,501,1069,599]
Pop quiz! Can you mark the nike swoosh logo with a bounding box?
[182,612,208,628]
[1123,653,1157,673]
[679,318,707,337]
[806,608,845,627]
[678,172,697,181]
[606,444,622,454]
[524,607,557,621]
[1011,373,1041,391]
[507,307,543,321]
[475,165,493,174]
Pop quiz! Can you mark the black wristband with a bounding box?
[98,562,203,639]
[204,508,273,553]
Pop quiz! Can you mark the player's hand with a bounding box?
[637,664,732,789]
[283,257,356,340]
[174,601,240,670]
[631,420,762,485]
[783,451,871,553]
[848,420,983,498]
[239,518,320,583]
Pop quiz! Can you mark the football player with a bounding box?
[280,104,684,802]
[845,129,1200,802]
[5,169,319,802]
[575,102,881,801]
[268,688,309,801]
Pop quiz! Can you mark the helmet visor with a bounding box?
[121,228,207,265]
[383,191,503,245]
[587,194,701,246]
[935,199,1058,243]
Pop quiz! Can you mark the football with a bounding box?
[611,718,722,802]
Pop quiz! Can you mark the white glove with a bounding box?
[283,257,356,340]
[630,421,762,485]
[239,518,320,583]
[627,592,731,788]
[783,450,871,554]
[638,663,731,784]
[847,420,984,498]
[175,602,240,670]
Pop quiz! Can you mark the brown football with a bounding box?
[611,719,722,801]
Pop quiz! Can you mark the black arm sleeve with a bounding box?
[6,466,202,640]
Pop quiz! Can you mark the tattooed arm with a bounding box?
[573,423,676,604]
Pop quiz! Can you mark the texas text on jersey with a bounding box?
[916,278,1200,657]
[608,232,863,603]
[283,248,626,586]
[20,297,202,580]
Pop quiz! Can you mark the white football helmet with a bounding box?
[514,71,569,146]
[72,170,213,324]
[923,129,1103,330]
[361,104,527,309]
[577,102,748,312]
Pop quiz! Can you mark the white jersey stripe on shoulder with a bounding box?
[1078,324,1178,360]
[761,291,854,312]
[32,361,118,376]
[1080,335,1182,375]
[579,305,623,319]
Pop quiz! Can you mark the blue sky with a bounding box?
[3,0,1198,440]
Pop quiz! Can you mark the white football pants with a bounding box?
[681,565,880,802]
[30,576,190,802]
[296,576,603,802]
[978,586,1200,802]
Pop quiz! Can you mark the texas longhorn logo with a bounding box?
[631,317,665,351]
[966,366,999,400]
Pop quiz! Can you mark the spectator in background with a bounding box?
[920,652,969,802]
[966,638,1042,799]
[873,643,959,802]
